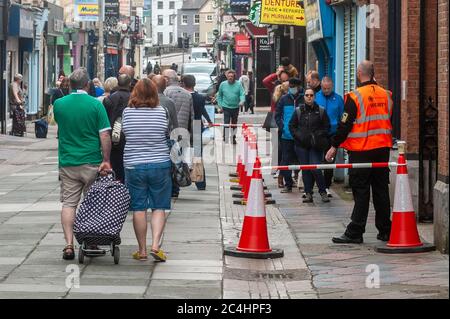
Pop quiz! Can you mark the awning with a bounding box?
[244,22,268,38]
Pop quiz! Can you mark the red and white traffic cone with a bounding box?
[224,157,283,259]
[230,127,249,191]
[375,141,435,253]
[230,123,247,181]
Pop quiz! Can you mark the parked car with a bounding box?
[181,63,218,80]
[189,47,212,63]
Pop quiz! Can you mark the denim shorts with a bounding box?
[125,161,172,211]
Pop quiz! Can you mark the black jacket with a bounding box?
[103,89,131,150]
[289,102,331,150]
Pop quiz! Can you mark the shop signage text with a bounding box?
[260,0,306,27]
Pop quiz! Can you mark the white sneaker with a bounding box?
[326,188,333,198]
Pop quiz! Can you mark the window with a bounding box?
[206,32,214,44]
[182,32,188,39]
[182,15,188,25]
[157,1,163,9]
[158,15,163,25]
[169,15,175,25]
[169,1,175,9]
[169,32,174,44]
[194,15,200,24]
[206,15,213,22]
[194,32,200,44]
[158,32,164,45]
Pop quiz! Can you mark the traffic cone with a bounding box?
[230,128,248,190]
[375,141,435,253]
[230,123,247,180]
[233,154,275,205]
[224,157,283,259]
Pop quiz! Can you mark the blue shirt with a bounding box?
[315,91,344,136]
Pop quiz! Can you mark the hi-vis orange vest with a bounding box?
[340,84,393,151]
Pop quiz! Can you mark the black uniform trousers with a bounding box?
[345,147,392,238]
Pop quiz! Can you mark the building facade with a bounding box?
[152,0,183,46]
[199,0,216,46]
[177,0,205,46]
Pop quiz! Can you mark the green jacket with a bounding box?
[217,81,245,109]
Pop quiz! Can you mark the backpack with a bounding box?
[74,173,131,245]
[162,106,192,188]
[296,105,329,150]
[107,94,127,147]
[34,119,48,138]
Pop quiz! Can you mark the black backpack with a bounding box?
[34,119,48,138]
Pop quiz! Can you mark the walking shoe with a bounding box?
[232,137,237,145]
[302,193,313,203]
[377,233,390,242]
[62,245,75,260]
[326,188,333,198]
[280,187,292,193]
[302,192,307,198]
[320,192,330,203]
[278,175,284,188]
[332,234,363,244]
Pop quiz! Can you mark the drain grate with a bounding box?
[224,268,309,282]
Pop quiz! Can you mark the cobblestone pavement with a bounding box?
[0,116,448,299]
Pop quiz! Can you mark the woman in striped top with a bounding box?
[123,78,171,262]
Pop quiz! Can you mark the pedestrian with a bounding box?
[315,76,344,197]
[326,60,393,244]
[239,70,250,113]
[119,65,138,92]
[272,81,290,188]
[216,70,245,144]
[181,74,214,190]
[53,67,112,260]
[122,78,172,262]
[146,61,153,75]
[247,71,255,114]
[280,57,299,78]
[306,70,322,93]
[170,63,178,72]
[93,78,105,97]
[8,74,26,137]
[97,77,118,103]
[152,75,179,132]
[102,74,131,182]
[153,62,161,75]
[275,78,304,193]
[87,80,97,97]
[162,69,194,198]
[262,68,290,112]
[289,87,331,203]
[215,67,229,94]
[51,78,68,104]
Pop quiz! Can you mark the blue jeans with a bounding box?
[280,138,296,188]
[295,146,326,194]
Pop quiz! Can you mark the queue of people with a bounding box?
[51,55,394,263]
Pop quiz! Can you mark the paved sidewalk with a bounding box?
[0,114,448,299]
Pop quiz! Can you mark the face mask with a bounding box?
[289,87,298,95]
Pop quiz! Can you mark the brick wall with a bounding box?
[400,0,421,155]
[368,0,389,88]
[438,0,449,180]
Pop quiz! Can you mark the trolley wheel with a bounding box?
[113,246,120,264]
[78,245,84,264]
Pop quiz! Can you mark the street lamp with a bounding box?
[64,22,80,73]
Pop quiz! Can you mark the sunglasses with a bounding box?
[305,94,314,97]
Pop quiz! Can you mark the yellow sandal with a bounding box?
[150,249,167,262]
[132,251,148,261]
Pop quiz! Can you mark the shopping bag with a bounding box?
[190,157,204,182]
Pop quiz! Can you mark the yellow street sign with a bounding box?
[260,0,306,27]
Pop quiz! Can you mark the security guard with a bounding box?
[325,60,393,244]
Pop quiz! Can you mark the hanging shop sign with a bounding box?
[229,0,251,15]
[304,0,323,42]
[105,0,119,27]
[235,34,251,54]
[260,0,306,27]
[257,37,271,51]
[74,0,99,22]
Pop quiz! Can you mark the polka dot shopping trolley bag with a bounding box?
[74,173,131,246]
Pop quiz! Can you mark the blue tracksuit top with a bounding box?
[275,93,302,140]
[315,91,344,136]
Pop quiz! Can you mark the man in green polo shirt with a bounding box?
[216,69,245,144]
[54,67,112,260]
